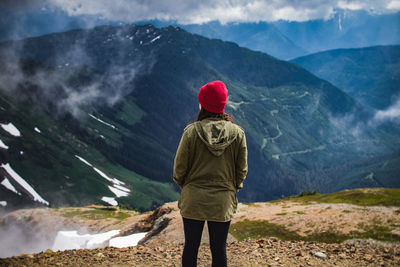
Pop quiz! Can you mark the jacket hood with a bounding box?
[194,118,238,156]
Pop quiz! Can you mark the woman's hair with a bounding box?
[197,107,235,123]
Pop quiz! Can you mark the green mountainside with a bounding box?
[291,45,400,110]
[0,25,398,212]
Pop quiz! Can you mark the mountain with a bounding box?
[180,21,307,60]
[291,45,400,110]
[0,24,398,212]
[274,10,400,55]
[291,45,400,191]
[1,9,399,60]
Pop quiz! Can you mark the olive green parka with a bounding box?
[173,117,248,222]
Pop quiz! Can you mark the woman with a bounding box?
[173,80,248,267]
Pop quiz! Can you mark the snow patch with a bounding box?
[74,155,129,199]
[150,35,161,43]
[89,114,116,129]
[1,178,21,195]
[102,196,118,206]
[108,185,129,198]
[52,230,120,251]
[75,155,93,167]
[113,184,130,193]
[0,201,6,207]
[93,167,124,186]
[0,123,21,137]
[109,232,147,248]
[0,138,8,149]
[1,163,49,205]
[34,127,41,133]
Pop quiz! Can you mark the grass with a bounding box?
[230,219,301,242]
[230,219,400,243]
[294,211,305,215]
[284,188,400,207]
[60,207,130,221]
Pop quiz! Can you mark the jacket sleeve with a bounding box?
[235,131,248,191]
[173,129,190,189]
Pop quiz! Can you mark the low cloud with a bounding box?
[0,28,156,117]
[50,0,400,24]
[329,96,400,142]
[371,96,400,125]
[2,0,400,25]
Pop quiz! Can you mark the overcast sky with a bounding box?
[1,0,400,24]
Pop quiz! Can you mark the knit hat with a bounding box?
[198,80,228,113]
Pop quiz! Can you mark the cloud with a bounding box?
[0,27,156,117]
[2,0,399,24]
[371,97,400,125]
[328,96,400,143]
[40,0,400,24]
[0,0,47,11]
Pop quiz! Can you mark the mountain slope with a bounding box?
[180,21,307,60]
[0,24,398,212]
[291,45,400,110]
[274,10,400,55]
[291,45,400,190]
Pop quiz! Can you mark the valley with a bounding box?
[0,24,399,213]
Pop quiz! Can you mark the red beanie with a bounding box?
[198,80,228,113]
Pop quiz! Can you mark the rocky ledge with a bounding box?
[1,237,399,266]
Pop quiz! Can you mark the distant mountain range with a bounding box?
[181,10,400,60]
[1,9,399,60]
[0,24,399,212]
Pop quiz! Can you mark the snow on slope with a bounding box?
[51,230,147,251]
[74,155,131,203]
[0,122,21,136]
[109,232,147,248]
[0,138,8,149]
[101,196,118,206]
[52,230,120,251]
[1,177,21,195]
[1,163,49,205]
[89,114,116,129]
[108,185,129,198]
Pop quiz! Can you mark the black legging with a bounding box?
[182,217,231,267]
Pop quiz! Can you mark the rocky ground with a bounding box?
[1,189,400,266]
[1,237,399,266]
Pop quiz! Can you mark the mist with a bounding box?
[371,96,400,125]
[0,222,54,257]
[0,26,156,118]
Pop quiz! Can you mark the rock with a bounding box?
[364,254,373,261]
[314,252,327,259]
[338,253,347,259]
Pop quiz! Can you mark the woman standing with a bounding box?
[173,80,248,267]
